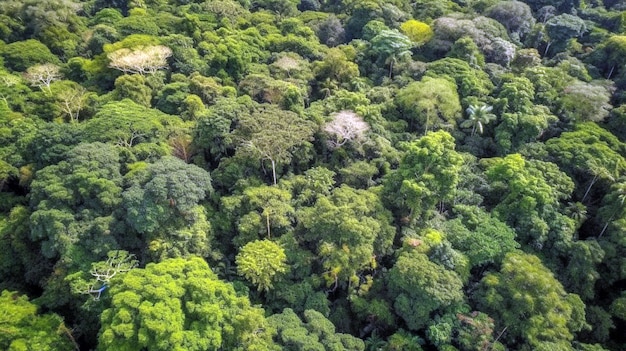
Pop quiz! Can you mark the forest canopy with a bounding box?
[1,0,626,350]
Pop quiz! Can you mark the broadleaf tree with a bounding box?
[236,239,288,292]
[98,257,278,351]
[235,104,315,185]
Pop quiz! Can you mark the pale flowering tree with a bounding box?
[56,83,88,122]
[107,45,172,75]
[323,110,370,148]
[23,63,62,91]
[272,55,301,77]
[0,73,21,106]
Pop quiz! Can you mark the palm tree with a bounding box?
[365,331,387,351]
[461,104,496,136]
[582,159,618,203]
[371,29,413,78]
[565,201,587,230]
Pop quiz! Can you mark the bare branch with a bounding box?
[90,250,138,284]
[56,85,87,122]
[108,45,172,75]
[116,127,146,148]
[323,110,370,148]
[23,63,62,91]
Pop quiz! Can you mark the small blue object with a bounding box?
[89,285,107,300]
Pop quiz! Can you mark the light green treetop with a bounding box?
[395,76,462,132]
[236,239,287,292]
[99,256,278,351]
[0,290,75,351]
[383,130,464,222]
[477,251,588,350]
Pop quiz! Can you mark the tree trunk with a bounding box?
[598,213,615,238]
[266,211,271,239]
[581,174,598,203]
[271,158,277,185]
[544,41,552,56]
[490,326,508,350]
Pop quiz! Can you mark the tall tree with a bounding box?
[427,15,515,66]
[323,110,370,149]
[476,251,587,350]
[50,80,90,123]
[443,205,519,268]
[426,58,494,98]
[483,154,575,250]
[395,76,462,132]
[594,35,626,79]
[486,1,535,43]
[388,249,464,331]
[544,14,586,55]
[0,39,60,72]
[559,81,612,123]
[494,106,556,154]
[313,48,360,93]
[267,308,365,351]
[496,74,535,114]
[236,239,287,292]
[235,105,315,185]
[370,29,412,78]
[112,74,152,107]
[298,185,395,288]
[122,157,213,260]
[0,290,76,351]
[98,257,278,351]
[107,45,172,75]
[383,131,464,222]
[23,63,61,92]
[82,99,171,147]
[221,184,295,246]
[461,104,496,136]
[546,122,626,204]
[400,19,433,46]
[29,142,123,262]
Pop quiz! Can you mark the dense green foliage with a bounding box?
[1,0,626,350]
[0,290,75,350]
[99,257,276,351]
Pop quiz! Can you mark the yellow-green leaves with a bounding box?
[477,252,587,349]
[0,290,74,351]
[99,257,277,351]
[395,77,462,132]
[400,20,433,46]
[298,185,395,286]
[236,239,287,291]
[388,250,464,331]
[384,131,463,222]
[484,154,574,249]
